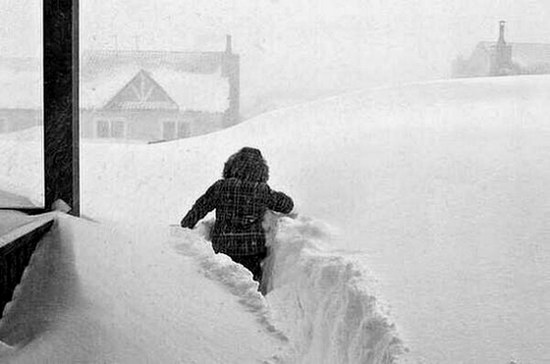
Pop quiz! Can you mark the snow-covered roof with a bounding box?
[509,43,550,67]
[80,65,139,110]
[0,50,234,112]
[80,65,229,112]
[80,50,232,112]
[150,68,229,112]
[476,41,550,67]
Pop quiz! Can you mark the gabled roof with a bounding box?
[104,70,179,110]
[80,50,232,112]
[0,49,235,112]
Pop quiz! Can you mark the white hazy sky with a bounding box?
[2,0,550,99]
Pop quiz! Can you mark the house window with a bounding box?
[162,120,189,140]
[96,119,126,138]
[177,121,189,138]
[0,118,7,133]
[112,120,125,138]
[162,121,176,140]
[97,120,110,138]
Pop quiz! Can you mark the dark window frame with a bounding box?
[42,0,80,216]
[0,1,79,216]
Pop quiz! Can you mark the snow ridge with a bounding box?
[264,214,404,364]
[173,213,404,364]
[170,223,289,346]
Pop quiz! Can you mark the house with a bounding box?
[0,36,240,142]
[453,21,550,78]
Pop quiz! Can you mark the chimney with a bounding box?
[498,20,506,44]
[225,34,232,54]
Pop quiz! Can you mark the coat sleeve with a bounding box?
[266,186,294,214]
[180,180,221,228]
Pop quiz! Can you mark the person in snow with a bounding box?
[180,147,294,287]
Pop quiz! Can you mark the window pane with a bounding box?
[112,120,125,138]
[97,120,110,138]
[0,0,43,208]
[163,121,175,140]
[177,122,189,139]
[0,118,6,133]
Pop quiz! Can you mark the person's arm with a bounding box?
[266,186,294,214]
[180,180,221,228]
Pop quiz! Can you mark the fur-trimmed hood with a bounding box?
[222,147,269,183]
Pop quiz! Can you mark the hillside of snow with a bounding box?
[1,75,549,363]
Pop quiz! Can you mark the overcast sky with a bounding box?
[2,0,550,101]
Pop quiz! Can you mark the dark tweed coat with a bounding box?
[180,148,294,256]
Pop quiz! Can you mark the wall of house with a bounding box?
[186,111,225,137]
[0,110,41,133]
[0,108,224,141]
[453,46,492,78]
[82,110,177,141]
[81,109,225,142]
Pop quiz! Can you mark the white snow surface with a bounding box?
[263,215,402,364]
[0,214,287,363]
[1,75,550,363]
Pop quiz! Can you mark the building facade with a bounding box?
[0,36,240,143]
[453,21,550,78]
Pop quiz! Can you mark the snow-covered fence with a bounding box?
[0,213,54,319]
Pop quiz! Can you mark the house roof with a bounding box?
[81,50,226,76]
[80,50,232,112]
[0,49,235,112]
[476,41,550,67]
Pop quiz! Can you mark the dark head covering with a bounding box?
[223,147,269,183]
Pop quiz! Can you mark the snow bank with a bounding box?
[0,214,287,363]
[263,214,403,364]
[170,223,288,344]
[175,213,404,364]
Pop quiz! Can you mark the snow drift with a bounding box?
[1,75,549,363]
[1,210,401,364]
[0,214,286,364]
[264,215,402,364]
[174,213,403,364]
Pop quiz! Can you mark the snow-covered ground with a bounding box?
[1,75,549,363]
[0,213,288,363]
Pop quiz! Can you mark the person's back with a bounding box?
[212,177,292,254]
[180,147,294,285]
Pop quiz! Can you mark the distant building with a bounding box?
[0,36,240,142]
[453,21,550,78]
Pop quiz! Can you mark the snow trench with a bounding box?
[175,213,404,364]
[170,222,289,344]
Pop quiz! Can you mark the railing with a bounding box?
[0,214,54,319]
